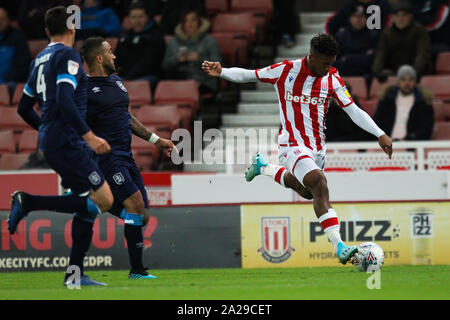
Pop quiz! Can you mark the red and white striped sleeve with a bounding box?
[255,60,289,85]
[331,71,354,108]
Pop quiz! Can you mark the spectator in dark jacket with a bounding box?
[325,0,391,37]
[326,82,373,142]
[374,65,434,141]
[163,10,221,94]
[115,1,165,90]
[334,3,380,76]
[0,7,31,89]
[157,0,205,35]
[372,1,432,82]
[77,0,122,39]
[17,0,72,40]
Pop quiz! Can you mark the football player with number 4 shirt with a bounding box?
[203,34,393,265]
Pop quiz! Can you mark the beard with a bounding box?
[104,62,116,76]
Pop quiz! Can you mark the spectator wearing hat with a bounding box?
[373,65,434,141]
[325,0,391,37]
[372,1,432,82]
[333,3,380,76]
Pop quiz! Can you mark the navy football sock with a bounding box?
[23,193,100,219]
[65,216,93,280]
[124,224,144,271]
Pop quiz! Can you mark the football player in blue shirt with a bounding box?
[81,37,176,279]
[11,6,114,286]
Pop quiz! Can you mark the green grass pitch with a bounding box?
[0,265,448,300]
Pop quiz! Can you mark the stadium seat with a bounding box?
[435,52,450,74]
[433,100,445,122]
[369,76,397,99]
[211,32,248,66]
[11,83,25,106]
[0,153,30,170]
[212,13,257,45]
[343,77,368,99]
[131,136,160,171]
[230,0,273,18]
[134,105,181,132]
[105,38,118,52]
[324,167,354,172]
[368,166,408,171]
[432,122,450,140]
[0,107,31,131]
[437,165,450,170]
[0,84,10,106]
[420,75,450,101]
[205,0,229,16]
[124,81,152,106]
[28,40,49,59]
[154,80,200,111]
[358,98,378,117]
[0,130,16,153]
[18,130,38,153]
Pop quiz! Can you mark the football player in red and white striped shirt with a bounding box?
[203,34,393,264]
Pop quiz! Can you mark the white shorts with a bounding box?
[278,145,326,187]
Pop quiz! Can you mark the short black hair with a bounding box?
[129,1,149,15]
[81,37,106,66]
[45,6,71,37]
[310,34,338,57]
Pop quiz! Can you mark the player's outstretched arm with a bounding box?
[130,114,177,158]
[343,103,393,159]
[202,60,258,83]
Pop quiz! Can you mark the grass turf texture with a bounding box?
[0,265,448,300]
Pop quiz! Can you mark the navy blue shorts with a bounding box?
[44,143,105,195]
[98,155,149,218]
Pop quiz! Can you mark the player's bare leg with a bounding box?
[301,169,357,264]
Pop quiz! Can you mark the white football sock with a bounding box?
[318,208,342,252]
[261,164,287,187]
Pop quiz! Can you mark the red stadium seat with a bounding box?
[0,84,10,106]
[105,37,119,52]
[437,165,450,170]
[432,122,450,140]
[368,166,408,171]
[212,13,257,45]
[435,52,450,75]
[324,167,354,172]
[134,105,181,132]
[358,98,378,117]
[0,130,16,153]
[18,130,38,153]
[230,0,273,18]
[154,80,200,111]
[11,83,25,106]
[28,40,49,59]
[211,32,248,66]
[369,76,397,99]
[420,75,450,101]
[124,81,152,106]
[206,0,229,16]
[131,136,160,171]
[0,153,30,170]
[0,108,31,131]
[343,77,368,99]
[433,100,445,122]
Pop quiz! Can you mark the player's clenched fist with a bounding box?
[83,131,111,154]
[378,134,393,159]
[156,138,178,158]
[202,61,222,77]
